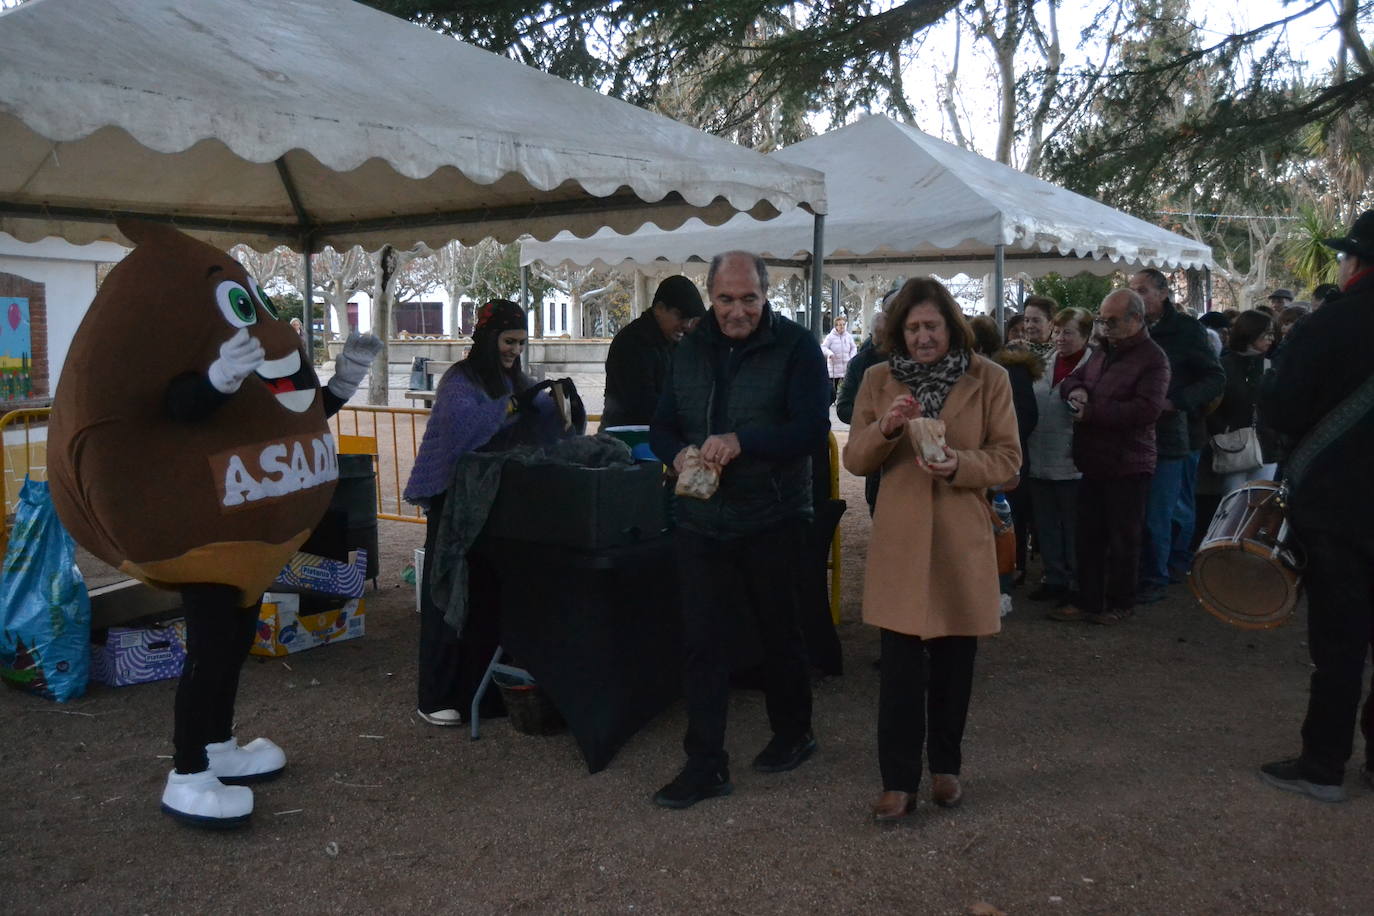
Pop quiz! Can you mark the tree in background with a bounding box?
[1030,272,1118,314]
[364,0,1373,311]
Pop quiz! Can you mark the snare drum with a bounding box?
[1188,480,1302,629]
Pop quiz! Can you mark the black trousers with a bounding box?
[417,491,504,719]
[1076,474,1151,613]
[1296,529,1374,781]
[675,521,812,770]
[173,584,260,774]
[878,630,977,792]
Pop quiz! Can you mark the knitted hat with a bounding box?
[473,299,527,336]
[652,275,706,319]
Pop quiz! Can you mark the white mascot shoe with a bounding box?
[161,770,253,828]
[206,737,287,785]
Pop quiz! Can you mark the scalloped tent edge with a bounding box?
[521,116,1214,322]
[0,0,825,254]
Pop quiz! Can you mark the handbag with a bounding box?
[983,496,1016,576]
[1211,399,1263,474]
[1210,425,1263,474]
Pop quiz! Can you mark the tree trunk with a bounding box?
[1184,267,1205,313]
[367,246,396,407]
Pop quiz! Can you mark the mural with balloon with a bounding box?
[0,296,33,402]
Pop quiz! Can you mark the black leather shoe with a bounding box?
[653,766,733,809]
[1258,757,1345,803]
[752,732,818,773]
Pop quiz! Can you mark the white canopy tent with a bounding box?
[522,115,1213,326]
[0,0,828,352]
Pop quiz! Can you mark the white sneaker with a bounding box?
[206,737,287,785]
[416,708,463,726]
[161,770,253,828]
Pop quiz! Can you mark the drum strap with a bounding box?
[1285,369,1374,487]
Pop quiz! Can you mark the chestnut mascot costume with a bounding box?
[49,220,383,828]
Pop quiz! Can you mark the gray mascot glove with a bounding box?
[328,331,384,401]
[207,327,266,395]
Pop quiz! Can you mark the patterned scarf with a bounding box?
[889,349,971,419]
[1028,340,1057,366]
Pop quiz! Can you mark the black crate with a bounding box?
[483,461,667,550]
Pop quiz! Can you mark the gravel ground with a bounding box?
[2,432,1370,915]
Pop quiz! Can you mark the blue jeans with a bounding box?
[1168,450,1201,576]
[1140,457,1186,590]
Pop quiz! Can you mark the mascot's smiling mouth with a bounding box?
[256,350,317,413]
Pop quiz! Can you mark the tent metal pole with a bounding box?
[830,278,842,330]
[1204,266,1213,311]
[809,214,825,340]
[994,244,1006,332]
[303,246,314,363]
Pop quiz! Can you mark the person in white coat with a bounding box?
[822,316,858,398]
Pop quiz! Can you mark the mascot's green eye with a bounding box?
[214,281,259,328]
[254,284,279,319]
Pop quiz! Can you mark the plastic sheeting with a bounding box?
[521,115,1212,279]
[0,0,825,253]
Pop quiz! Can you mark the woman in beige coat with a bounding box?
[843,277,1021,823]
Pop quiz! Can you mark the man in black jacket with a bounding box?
[1257,209,1374,802]
[1129,269,1223,603]
[649,250,831,809]
[600,275,705,429]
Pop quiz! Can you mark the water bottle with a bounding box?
[992,492,1013,529]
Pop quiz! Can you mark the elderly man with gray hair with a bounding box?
[648,249,831,809]
[1048,289,1171,626]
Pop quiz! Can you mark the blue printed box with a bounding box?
[272,548,368,599]
[90,620,188,687]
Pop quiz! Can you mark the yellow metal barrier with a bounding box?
[1,407,52,557]
[328,405,429,524]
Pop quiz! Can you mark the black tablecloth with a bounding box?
[476,536,682,773]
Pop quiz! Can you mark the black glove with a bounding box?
[510,379,555,413]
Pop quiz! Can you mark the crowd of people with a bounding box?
[405,209,1374,823]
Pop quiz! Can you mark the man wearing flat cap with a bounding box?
[1267,288,1295,310]
[1258,209,1374,802]
[601,275,705,429]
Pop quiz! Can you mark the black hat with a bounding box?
[1322,209,1374,261]
[652,275,705,319]
[1267,288,1294,302]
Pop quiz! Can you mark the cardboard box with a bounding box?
[272,548,368,599]
[251,592,365,657]
[90,619,188,687]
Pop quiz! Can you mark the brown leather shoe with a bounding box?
[931,773,962,808]
[871,790,917,822]
[1090,607,1134,626]
[1047,604,1087,622]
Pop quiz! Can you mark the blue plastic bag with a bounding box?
[1,477,91,702]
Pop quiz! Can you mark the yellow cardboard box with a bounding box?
[251,592,365,657]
